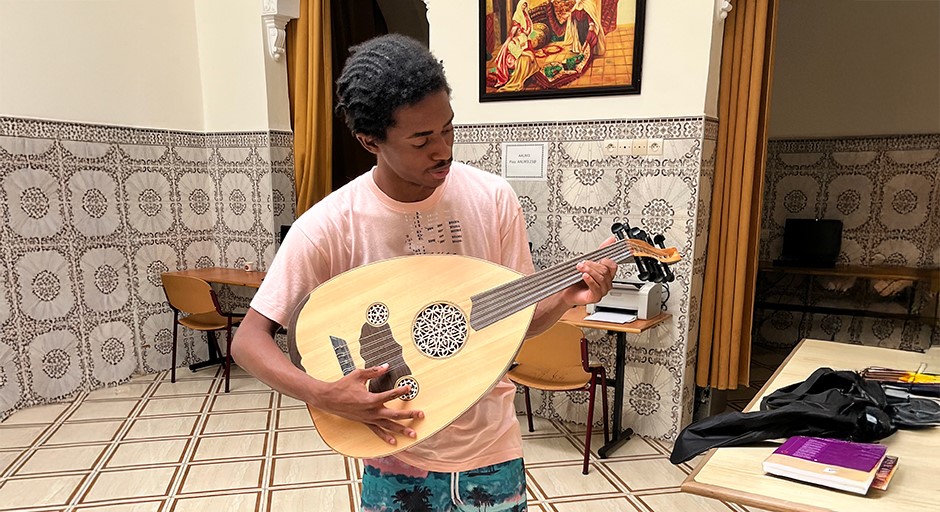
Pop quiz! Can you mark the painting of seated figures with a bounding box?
[480,0,646,100]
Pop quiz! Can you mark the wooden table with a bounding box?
[162,267,266,288]
[682,338,940,511]
[561,306,671,457]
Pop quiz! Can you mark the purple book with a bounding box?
[763,436,890,494]
[773,436,887,472]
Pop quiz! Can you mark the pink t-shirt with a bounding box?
[251,162,535,472]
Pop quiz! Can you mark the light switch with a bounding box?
[631,138,648,156]
[618,139,633,156]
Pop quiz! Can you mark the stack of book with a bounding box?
[762,436,899,495]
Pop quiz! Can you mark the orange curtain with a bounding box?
[696,0,779,390]
[287,0,333,215]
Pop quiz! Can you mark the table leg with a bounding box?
[598,331,633,458]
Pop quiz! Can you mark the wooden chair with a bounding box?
[508,322,609,474]
[161,274,244,392]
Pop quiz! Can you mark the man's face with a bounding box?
[360,89,455,203]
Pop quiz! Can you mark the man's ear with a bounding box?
[356,134,380,155]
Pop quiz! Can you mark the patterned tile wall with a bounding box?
[454,117,716,441]
[0,117,294,420]
[754,134,940,351]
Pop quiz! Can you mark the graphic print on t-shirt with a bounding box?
[404,210,464,255]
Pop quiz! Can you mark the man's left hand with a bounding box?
[559,236,618,306]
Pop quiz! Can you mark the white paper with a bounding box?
[583,311,638,324]
[501,142,548,180]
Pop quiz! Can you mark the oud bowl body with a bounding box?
[292,254,535,458]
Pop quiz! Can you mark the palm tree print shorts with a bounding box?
[361,456,526,511]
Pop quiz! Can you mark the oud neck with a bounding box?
[468,241,635,331]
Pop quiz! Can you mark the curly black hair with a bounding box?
[335,34,451,141]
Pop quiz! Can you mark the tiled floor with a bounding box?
[0,365,772,512]
[725,344,792,413]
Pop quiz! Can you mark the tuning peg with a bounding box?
[612,222,650,280]
[652,234,676,282]
[635,228,666,283]
[611,222,627,239]
[629,226,662,283]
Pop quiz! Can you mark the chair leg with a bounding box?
[583,375,597,475]
[171,312,179,383]
[600,368,610,443]
[523,386,534,433]
[224,321,233,393]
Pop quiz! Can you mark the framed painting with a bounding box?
[479,0,646,101]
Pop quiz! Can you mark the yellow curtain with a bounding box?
[696,0,779,389]
[287,0,333,215]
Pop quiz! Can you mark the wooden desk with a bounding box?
[162,267,266,288]
[561,306,671,457]
[756,262,938,324]
[682,339,940,512]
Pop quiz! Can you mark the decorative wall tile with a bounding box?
[131,242,179,306]
[620,360,681,440]
[183,239,220,270]
[3,165,66,240]
[221,240,261,270]
[139,310,175,374]
[87,320,138,385]
[67,169,124,237]
[176,169,214,232]
[78,247,131,313]
[26,328,84,401]
[220,173,256,232]
[124,171,174,235]
[880,173,931,230]
[13,247,77,322]
[0,117,294,420]
[557,163,621,214]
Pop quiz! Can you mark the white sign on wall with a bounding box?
[501,142,548,180]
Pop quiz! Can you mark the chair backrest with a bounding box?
[515,322,586,369]
[161,274,219,315]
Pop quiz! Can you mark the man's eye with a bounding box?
[414,140,428,148]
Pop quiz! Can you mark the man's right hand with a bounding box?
[308,363,425,445]
[231,308,425,447]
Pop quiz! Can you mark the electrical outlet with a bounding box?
[631,138,648,156]
[617,139,632,156]
[603,139,618,156]
[647,138,664,156]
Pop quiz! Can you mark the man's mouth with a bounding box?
[429,159,452,174]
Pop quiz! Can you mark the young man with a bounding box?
[231,34,617,511]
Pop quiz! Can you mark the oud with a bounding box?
[289,236,680,458]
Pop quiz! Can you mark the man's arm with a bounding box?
[230,308,424,445]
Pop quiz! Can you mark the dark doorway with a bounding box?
[330,0,429,190]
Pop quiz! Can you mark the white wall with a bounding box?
[769,0,940,138]
[194,0,291,132]
[0,0,291,133]
[428,0,722,124]
[0,0,206,130]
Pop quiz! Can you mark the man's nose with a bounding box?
[428,134,451,160]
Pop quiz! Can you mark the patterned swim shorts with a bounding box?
[360,456,526,511]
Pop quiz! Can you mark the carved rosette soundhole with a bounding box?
[366,303,389,326]
[396,376,419,401]
[412,302,468,358]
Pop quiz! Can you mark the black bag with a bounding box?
[670,368,897,464]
